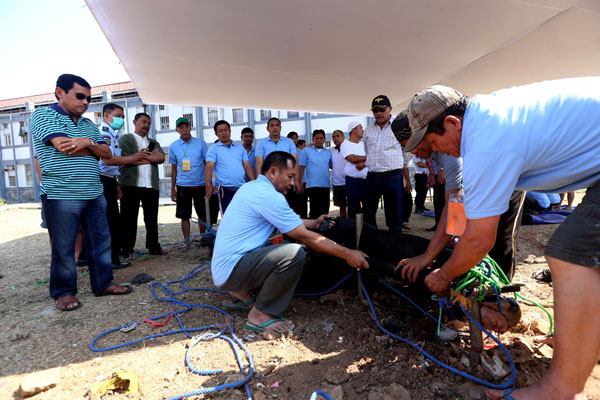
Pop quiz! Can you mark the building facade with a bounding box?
[0,82,372,203]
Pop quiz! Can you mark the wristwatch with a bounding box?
[88,139,97,149]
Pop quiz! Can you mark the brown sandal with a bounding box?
[95,283,133,297]
[55,295,82,311]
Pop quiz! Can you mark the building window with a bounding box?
[6,165,16,186]
[160,116,170,130]
[324,140,332,148]
[287,111,299,119]
[260,110,271,121]
[163,152,171,178]
[183,113,194,128]
[158,104,165,110]
[25,163,33,185]
[232,108,244,123]
[4,133,11,146]
[21,133,28,144]
[207,107,219,126]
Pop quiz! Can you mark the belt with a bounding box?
[368,169,401,177]
[100,173,119,179]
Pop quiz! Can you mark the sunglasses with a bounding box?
[372,107,387,113]
[71,92,92,103]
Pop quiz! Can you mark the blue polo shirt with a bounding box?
[299,146,332,188]
[245,146,256,181]
[99,122,122,176]
[31,104,106,200]
[460,77,600,219]
[211,174,303,286]
[169,137,208,186]
[206,141,248,188]
[255,136,297,158]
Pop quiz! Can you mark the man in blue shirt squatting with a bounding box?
[31,74,133,312]
[211,151,369,333]
[298,129,333,218]
[99,103,142,269]
[401,79,600,400]
[169,117,211,250]
[205,120,255,214]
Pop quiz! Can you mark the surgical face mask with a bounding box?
[110,117,125,130]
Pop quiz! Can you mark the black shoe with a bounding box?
[113,261,132,270]
[76,259,87,267]
[149,248,167,256]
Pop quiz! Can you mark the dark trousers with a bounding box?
[403,188,413,223]
[414,173,428,210]
[307,187,330,219]
[364,171,404,233]
[101,175,121,264]
[218,186,239,215]
[345,176,369,219]
[490,191,525,282]
[120,187,160,254]
[432,177,446,226]
[286,185,307,218]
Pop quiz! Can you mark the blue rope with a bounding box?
[358,271,517,390]
[310,390,333,400]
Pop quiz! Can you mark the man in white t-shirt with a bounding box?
[330,129,347,218]
[340,121,369,219]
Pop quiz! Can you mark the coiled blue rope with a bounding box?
[310,390,333,400]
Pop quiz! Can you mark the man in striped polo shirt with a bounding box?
[31,74,133,312]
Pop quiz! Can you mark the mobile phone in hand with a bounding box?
[147,142,156,152]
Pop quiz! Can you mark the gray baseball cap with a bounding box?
[405,85,463,152]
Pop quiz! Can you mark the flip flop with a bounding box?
[55,295,82,312]
[246,317,294,333]
[95,283,133,297]
[531,268,552,283]
[222,298,255,311]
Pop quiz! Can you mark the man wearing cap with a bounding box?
[169,117,211,250]
[392,110,524,283]
[403,78,600,400]
[363,95,410,233]
[341,121,369,219]
[205,120,255,214]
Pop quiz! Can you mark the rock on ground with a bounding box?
[18,367,60,397]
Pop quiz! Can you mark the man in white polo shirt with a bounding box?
[212,151,369,334]
[341,121,369,219]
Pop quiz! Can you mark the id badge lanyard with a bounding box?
[181,139,192,171]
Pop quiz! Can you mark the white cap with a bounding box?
[347,120,361,133]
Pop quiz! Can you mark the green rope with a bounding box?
[441,253,554,334]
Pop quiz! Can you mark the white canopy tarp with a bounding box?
[86,0,600,115]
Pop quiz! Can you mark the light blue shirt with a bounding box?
[528,192,561,209]
[245,146,255,181]
[206,141,248,188]
[255,136,297,158]
[99,122,122,176]
[299,146,332,188]
[168,137,208,186]
[211,174,303,286]
[461,77,600,219]
[431,151,463,192]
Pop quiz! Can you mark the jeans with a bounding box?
[346,176,369,219]
[43,195,114,299]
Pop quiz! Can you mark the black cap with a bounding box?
[371,95,391,110]
[391,110,412,144]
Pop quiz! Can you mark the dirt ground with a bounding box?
[0,192,598,400]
